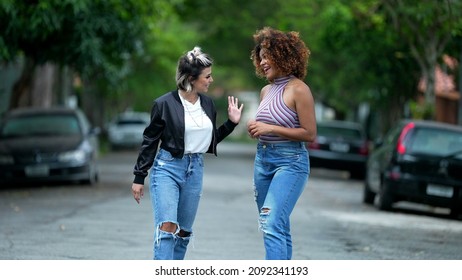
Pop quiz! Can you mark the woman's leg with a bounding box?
[254,143,309,260]
[174,153,204,260]
[150,149,185,260]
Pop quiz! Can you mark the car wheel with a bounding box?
[449,206,461,219]
[82,172,98,185]
[377,181,393,211]
[350,170,365,180]
[110,144,121,151]
[362,181,375,204]
[81,163,99,186]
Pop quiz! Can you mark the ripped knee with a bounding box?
[178,229,191,238]
[159,222,177,233]
[258,207,271,231]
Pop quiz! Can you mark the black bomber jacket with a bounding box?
[133,90,238,184]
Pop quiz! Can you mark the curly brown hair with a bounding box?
[251,27,310,81]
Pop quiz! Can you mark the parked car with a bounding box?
[307,120,369,179]
[0,107,100,186]
[107,111,150,150]
[363,119,462,218]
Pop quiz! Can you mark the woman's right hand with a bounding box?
[247,119,274,139]
[131,183,144,204]
[247,119,257,139]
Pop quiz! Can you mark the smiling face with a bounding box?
[192,66,213,93]
[259,48,281,81]
[251,27,310,82]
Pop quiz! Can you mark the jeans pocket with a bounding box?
[157,149,175,161]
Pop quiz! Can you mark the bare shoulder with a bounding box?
[287,79,313,100]
[260,84,271,100]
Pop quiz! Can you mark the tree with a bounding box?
[381,0,462,116]
[121,1,202,113]
[0,0,150,110]
[175,0,280,92]
[287,0,419,134]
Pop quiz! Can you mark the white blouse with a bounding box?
[179,95,213,154]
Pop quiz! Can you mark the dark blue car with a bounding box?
[307,120,369,179]
[0,107,100,186]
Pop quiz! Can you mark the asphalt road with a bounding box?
[1,141,462,260]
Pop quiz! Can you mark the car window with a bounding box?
[116,119,148,125]
[76,109,90,134]
[408,127,462,157]
[317,126,362,140]
[1,115,81,137]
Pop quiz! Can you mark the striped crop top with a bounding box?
[255,76,300,143]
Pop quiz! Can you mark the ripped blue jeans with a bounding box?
[253,142,309,260]
[150,149,203,260]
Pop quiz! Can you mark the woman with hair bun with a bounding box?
[131,46,243,260]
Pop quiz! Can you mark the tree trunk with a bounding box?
[81,77,105,129]
[9,57,36,109]
[31,63,56,108]
[379,92,405,135]
[54,65,73,107]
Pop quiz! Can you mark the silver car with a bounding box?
[107,111,150,150]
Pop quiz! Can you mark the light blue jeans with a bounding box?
[253,141,309,260]
[149,149,203,260]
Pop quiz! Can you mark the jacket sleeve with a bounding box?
[216,119,238,143]
[207,97,238,143]
[133,101,164,184]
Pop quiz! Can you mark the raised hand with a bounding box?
[227,96,244,124]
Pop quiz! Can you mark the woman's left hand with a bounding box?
[227,96,244,124]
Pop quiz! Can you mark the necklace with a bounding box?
[180,94,203,127]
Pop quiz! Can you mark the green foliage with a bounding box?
[176,0,280,92]
[381,0,462,105]
[120,1,203,112]
[1,0,461,129]
[308,1,417,118]
[0,0,149,84]
[409,100,434,120]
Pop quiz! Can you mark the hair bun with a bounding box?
[186,46,212,66]
[187,46,202,62]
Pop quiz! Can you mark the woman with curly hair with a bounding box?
[247,27,317,260]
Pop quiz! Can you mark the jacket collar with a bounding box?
[172,90,181,103]
[174,89,207,108]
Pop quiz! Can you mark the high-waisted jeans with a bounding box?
[149,149,203,260]
[253,141,309,260]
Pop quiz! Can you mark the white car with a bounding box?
[107,112,150,150]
